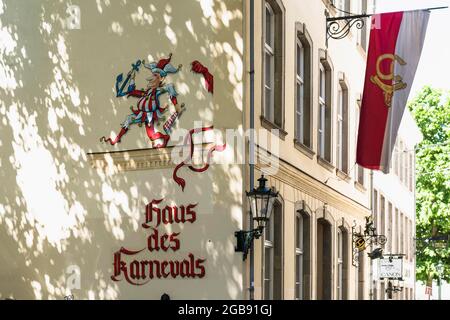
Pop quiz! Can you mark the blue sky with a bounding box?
[375,0,450,99]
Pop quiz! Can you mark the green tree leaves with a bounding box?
[409,86,450,283]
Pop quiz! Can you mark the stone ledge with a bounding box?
[87,143,216,172]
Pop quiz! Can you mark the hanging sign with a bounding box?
[379,255,403,279]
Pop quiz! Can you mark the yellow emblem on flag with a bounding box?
[370,54,407,108]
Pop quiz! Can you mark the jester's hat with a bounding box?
[144,53,179,77]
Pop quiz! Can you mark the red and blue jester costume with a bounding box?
[101,54,182,148]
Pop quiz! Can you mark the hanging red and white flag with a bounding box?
[356,10,429,172]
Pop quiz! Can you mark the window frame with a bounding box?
[294,22,313,150]
[318,63,326,159]
[296,39,305,143]
[295,212,304,300]
[355,99,365,186]
[264,2,275,124]
[263,199,284,300]
[295,202,312,300]
[262,0,286,133]
[318,50,333,164]
[337,229,343,299]
[264,209,275,300]
[337,77,349,174]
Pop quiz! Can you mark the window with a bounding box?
[316,218,333,300]
[395,208,399,252]
[373,189,378,229]
[400,141,404,183]
[337,227,348,300]
[388,202,392,252]
[409,219,413,262]
[394,140,399,176]
[263,0,284,129]
[405,217,409,260]
[356,0,368,50]
[295,208,311,299]
[295,213,303,300]
[400,212,404,255]
[295,23,312,148]
[337,80,348,173]
[380,195,385,236]
[264,205,274,300]
[358,250,365,299]
[407,219,411,261]
[296,40,304,143]
[409,153,414,192]
[317,218,332,299]
[319,53,332,163]
[335,0,350,16]
[356,102,365,185]
[264,201,283,299]
[405,147,410,188]
[319,65,326,158]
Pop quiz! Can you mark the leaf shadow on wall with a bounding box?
[0,0,244,299]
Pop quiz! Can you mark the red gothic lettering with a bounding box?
[186,203,197,223]
[169,260,180,278]
[143,199,163,228]
[142,199,198,228]
[147,227,159,251]
[195,257,206,278]
[147,228,181,252]
[140,260,148,280]
[169,232,180,251]
[130,260,141,280]
[162,206,173,224]
[173,206,184,223]
[161,261,170,278]
[180,259,190,278]
[160,234,169,251]
[112,199,206,286]
[189,252,195,275]
[148,260,161,279]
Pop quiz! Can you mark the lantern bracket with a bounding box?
[235,227,263,261]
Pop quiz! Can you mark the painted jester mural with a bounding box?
[101,54,184,148]
[100,53,222,191]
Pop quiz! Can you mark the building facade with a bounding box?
[0,0,419,300]
[371,110,421,300]
[246,0,376,300]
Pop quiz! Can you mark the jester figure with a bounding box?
[101,53,184,148]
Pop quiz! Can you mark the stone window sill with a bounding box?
[260,116,287,140]
[336,169,351,182]
[317,157,335,173]
[354,180,366,192]
[294,139,315,159]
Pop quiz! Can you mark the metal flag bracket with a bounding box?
[325,1,448,47]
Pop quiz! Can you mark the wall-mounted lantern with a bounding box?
[235,174,278,260]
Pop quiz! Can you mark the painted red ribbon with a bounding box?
[191,60,214,94]
[173,126,226,191]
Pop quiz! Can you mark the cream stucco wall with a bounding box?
[0,0,245,299]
